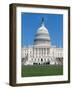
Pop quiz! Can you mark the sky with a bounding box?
[21,12,63,48]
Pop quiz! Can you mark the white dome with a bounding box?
[34,18,51,47]
[35,23,50,40]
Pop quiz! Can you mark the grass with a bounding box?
[21,65,63,77]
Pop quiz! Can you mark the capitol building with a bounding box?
[21,18,63,65]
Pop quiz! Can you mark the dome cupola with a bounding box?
[34,18,51,47]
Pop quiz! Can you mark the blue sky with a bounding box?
[21,12,63,48]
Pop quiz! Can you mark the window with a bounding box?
[41,58,43,62]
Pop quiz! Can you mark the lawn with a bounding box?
[21,65,63,77]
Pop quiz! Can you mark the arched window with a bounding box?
[38,58,39,61]
[35,58,36,61]
[41,58,43,62]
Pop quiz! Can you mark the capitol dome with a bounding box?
[34,18,51,47]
